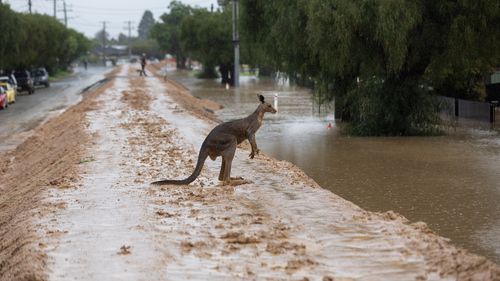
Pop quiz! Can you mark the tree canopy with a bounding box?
[241,0,500,135]
[0,4,90,72]
[150,1,192,69]
[180,7,233,78]
[138,10,155,39]
[151,1,248,82]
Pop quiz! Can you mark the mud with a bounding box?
[0,63,499,281]
[0,67,120,281]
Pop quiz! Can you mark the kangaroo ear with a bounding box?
[258,94,265,103]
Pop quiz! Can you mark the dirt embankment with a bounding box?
[1,62,499,281]
[148,62,222,123]
[0,68,120,281]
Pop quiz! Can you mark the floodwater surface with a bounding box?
[167,70,500,264]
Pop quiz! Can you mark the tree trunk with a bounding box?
[176,55,186,69]
[219,63,230,85]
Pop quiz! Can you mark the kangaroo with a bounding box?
[151,94,277,185]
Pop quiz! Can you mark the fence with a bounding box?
[439,96,496,123]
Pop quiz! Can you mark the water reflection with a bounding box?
[168,71,500,263]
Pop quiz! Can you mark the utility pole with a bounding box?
[28,0,32,14]
[124,21,134,60]
[63,1,67,27]
[232,0,240,87]
[100,21,108,66]
[53,0,56,18]
[57,1,72,27]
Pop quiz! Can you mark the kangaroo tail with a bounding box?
[151,147,209,185]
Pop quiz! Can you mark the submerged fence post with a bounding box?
[455,98,459,117]
[491,101,498,123]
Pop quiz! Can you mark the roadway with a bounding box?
[0,65,111,152]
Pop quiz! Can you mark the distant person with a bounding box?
[83,59,88,70]
[140,53,147,77]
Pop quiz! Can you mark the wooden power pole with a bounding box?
[232,0,240,87]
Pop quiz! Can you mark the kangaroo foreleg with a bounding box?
[248,134,259,159]
[219,158,226,181]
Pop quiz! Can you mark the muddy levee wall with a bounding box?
[0,68,120,281]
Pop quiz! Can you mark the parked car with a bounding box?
[13,70,35,94]
[0,87,7,109]
[0,81,16,104]
[31,67,50,88]
[0,75,14,87]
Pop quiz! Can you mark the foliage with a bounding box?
[138,10,155,39]
[117,33,129,43]
[342,78,441,136]
[151,1,250,82]
[94,29,109,43]
[240,0,500,135]
[0,4,22,69]
[130,39,161,58]
[180,7,232,78]
[150,1,193,68]
[235,0,271,75]
[0,4,90,72]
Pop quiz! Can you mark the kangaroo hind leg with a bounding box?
[219,157,243,181]
[221,144,236,183]
[221,141,250,186]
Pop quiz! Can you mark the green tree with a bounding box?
[117,33,128,44]
[131,39,161,58]
[180,7,233,79]
[238,0,276,76]
[241,0,500,135]
[94,29,109,44]
[150,1,192,69]
[0,4,90,72]
[138,10,155,39]
[0,4,22,70]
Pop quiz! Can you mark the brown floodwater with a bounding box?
[167,70,500,264]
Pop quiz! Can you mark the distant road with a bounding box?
[0,65,111,152]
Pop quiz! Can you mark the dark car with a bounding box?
[31,67,50,88]
[13,70,35,94]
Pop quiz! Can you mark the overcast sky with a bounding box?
[7,0,219,38]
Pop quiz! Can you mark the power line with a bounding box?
[71,4,166,12]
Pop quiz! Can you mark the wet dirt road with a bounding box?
[0,66,110,152]
[29,64,497,280]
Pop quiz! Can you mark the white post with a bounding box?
[274,93,278,112]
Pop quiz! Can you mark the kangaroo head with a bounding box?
[258,94,277,114]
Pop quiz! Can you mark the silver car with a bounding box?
[31,67,50,88]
